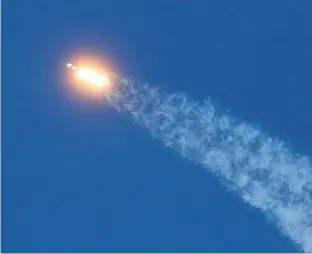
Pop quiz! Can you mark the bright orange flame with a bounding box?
[65,62,113,101]
[77,68,110,88]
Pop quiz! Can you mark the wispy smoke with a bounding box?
[108,78,312,252]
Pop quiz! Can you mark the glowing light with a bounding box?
[77,68,110,87]
[65,62,114,100]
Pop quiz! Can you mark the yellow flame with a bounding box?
[65,61,114,102]
[77,68,110,87]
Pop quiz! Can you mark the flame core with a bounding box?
[66,62,112,100]
[77,68,110,88]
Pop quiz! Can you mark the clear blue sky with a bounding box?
[3,0,312,252]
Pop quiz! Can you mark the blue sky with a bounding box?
[2,0,312,252]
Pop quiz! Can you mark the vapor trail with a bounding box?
[108,78,312,252]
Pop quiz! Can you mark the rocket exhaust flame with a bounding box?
[65,62,114,100]
[67,63,110,87]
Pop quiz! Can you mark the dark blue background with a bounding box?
[3,0,312,252]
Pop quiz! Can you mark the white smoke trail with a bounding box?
[107,78,312,252]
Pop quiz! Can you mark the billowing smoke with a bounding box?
[107,78,312,252]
